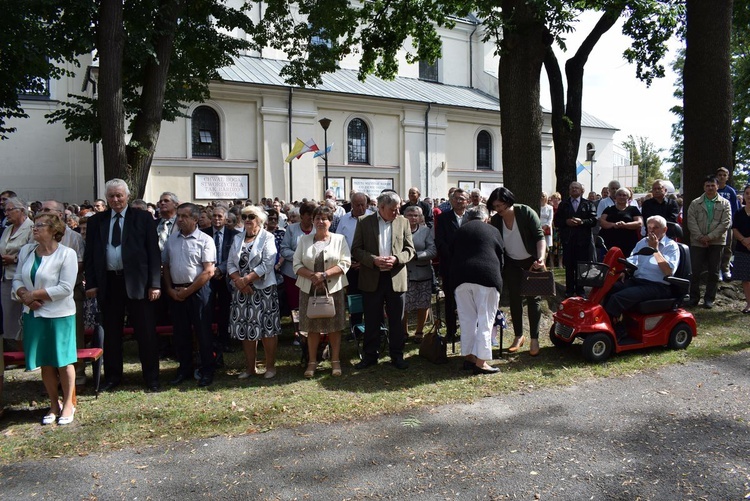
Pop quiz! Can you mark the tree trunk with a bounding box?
[546,9,621,197]
[498,1,551,207]
[97,0,128,187]
[683,0,733,237]
[126,0,183,199]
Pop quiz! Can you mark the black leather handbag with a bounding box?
[520,268,556,297]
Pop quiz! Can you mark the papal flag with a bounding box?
[284,138,319,163]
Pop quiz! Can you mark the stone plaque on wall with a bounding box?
[194,174,249,200]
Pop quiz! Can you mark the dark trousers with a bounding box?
[563,241,595,295]
[503,257,542,339]
[209,277,231,352]
[101,272,159,386]
[690,245,723,302]
[170,284,214,377]
[346,267,362,328]
[362,272,406,362]
[441,272,458,336]
[605,278,673,319]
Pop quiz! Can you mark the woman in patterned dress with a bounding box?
[294,206,351,378]
[227,206,281,379]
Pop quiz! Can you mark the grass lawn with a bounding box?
[1,286,748,464]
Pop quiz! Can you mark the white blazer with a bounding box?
[293,233,350,294]
[12,243,77,318]
[227,229,278,290]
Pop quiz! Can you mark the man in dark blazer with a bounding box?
[202,205,239,360]
[434,188,469,340]
[351,191,415,370]
[553,181,597,297]
[84,178,162,392]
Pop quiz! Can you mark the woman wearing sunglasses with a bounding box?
[227,206,281,379]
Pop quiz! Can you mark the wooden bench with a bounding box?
[3,348,104,396]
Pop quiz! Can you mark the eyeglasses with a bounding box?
[5,207,21,212]
[158,199,173,204]
[34,223,51,228]
[241,214,257,221]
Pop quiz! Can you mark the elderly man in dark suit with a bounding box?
[351,191,415,370]
[202,205,239,361]
[434,188,469,340]
[553,181,597,297]
[84,178,162,392]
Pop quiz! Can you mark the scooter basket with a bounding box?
[577,262,610,288]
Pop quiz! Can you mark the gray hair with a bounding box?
[464,205,489,222]
[212,205,228,216]
[160,191,179,204]
[241,205,268,225]
[646,215,667,229]
[608,180,621,191]
[377,191,401,208]
[403,205,424,217]
[105,178,130,197]
[131,199,148,210]
[4,197,28,216]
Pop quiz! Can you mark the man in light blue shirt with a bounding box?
[604,216,680,333]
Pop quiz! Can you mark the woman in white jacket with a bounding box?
[13,214,78,425]
[227,206,281,379]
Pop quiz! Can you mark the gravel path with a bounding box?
[1,352,749,500]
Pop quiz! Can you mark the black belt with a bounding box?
[107,270,125,276]
[172,283,192,288]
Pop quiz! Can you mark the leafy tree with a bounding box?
[670,0,750,190]
[621,134,664,191]
[42,0,254,197]
[682,0,733,232]
[0,0,91,138]
[545,1,681,197]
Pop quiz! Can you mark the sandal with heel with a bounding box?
[331,361,342,377]
[303,362,317,378]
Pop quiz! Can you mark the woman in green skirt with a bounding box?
[13,213,78,425]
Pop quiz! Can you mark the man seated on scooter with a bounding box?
[604,215,680,340]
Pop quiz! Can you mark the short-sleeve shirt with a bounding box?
[163,227,216,284]
[628,235,680,283]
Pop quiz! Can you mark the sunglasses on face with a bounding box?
[241,214,257,221]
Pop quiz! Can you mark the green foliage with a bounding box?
[670,1,750,186]
[621,134,664,190]
[0,0,93,138]
[46,0,253,143]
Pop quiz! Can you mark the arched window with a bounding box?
[191,106,221,158]
[347,118,369,164]
[477,130,492,170]
[586,142,596,162]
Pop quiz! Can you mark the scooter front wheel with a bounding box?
[581,332,614,363]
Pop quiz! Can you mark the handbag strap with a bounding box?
[312,281,331,298]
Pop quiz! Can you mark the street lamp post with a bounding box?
[587,146,596,195]
[318,117,331,198]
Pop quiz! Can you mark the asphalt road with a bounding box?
[1,352,748,500]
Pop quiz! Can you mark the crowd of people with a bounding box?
[1,167,749,424]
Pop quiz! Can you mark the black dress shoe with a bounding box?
[391,359,409,370]
[354,359,377,370]
[472,365,499,375]
[145,382,161,393]
[99,381,120,393]
[703,301,714,309]
[197,375,214,387]
[170,373,190,386]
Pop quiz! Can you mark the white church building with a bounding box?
[1,11,621,205]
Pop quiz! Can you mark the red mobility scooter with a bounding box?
[550,229,697,362]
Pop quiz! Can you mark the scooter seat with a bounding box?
[633,298,678,315]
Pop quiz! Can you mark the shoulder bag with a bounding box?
[307,283,336,319]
